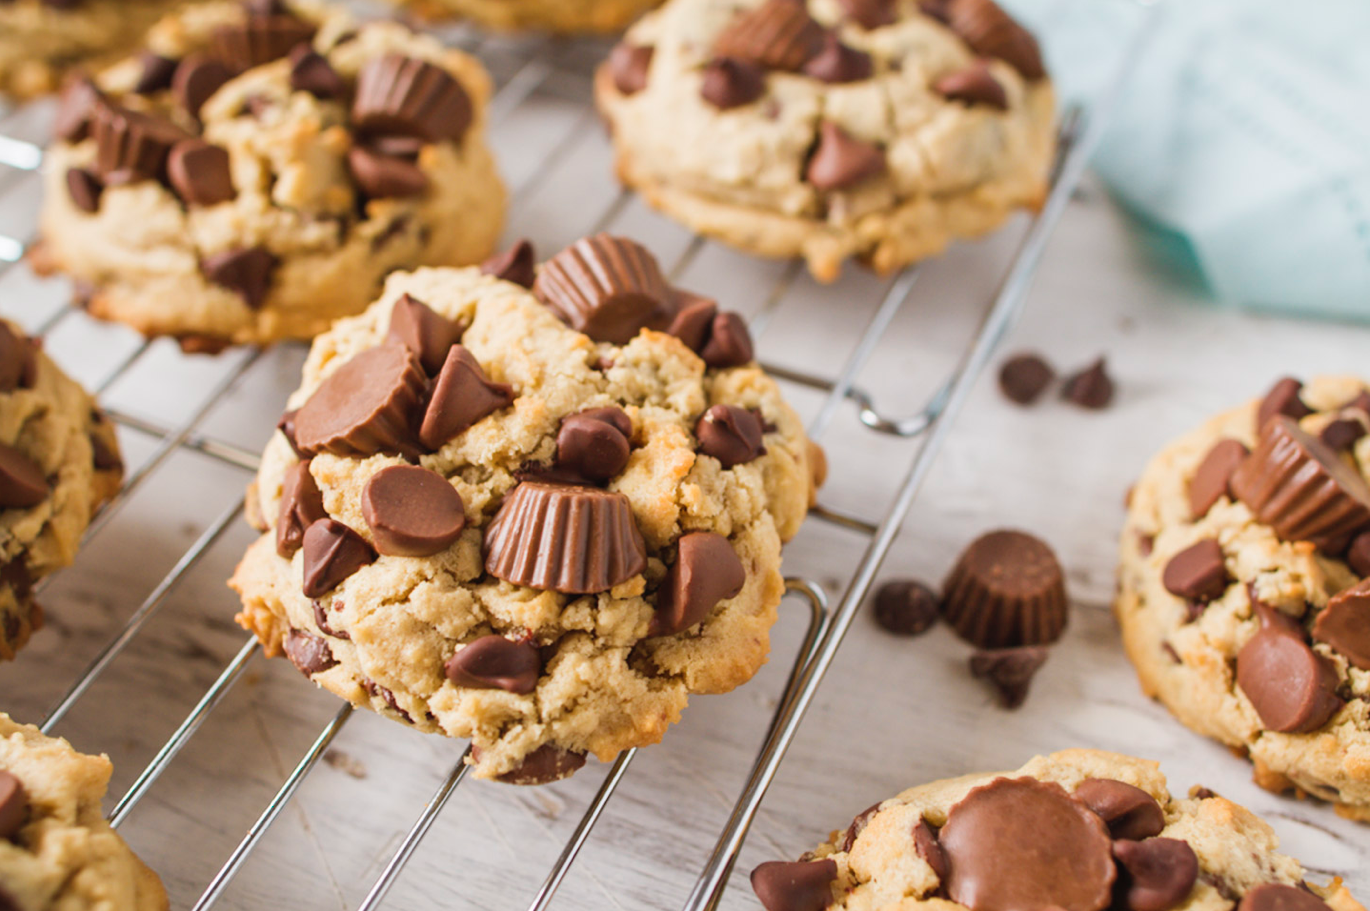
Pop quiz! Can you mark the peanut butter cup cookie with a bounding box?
[33,0,505,350]
[229,235,819,783]
[595,0,1056,282]
[750,749,1363,911]
[1119,376,1370,820]
[395,0,662,33]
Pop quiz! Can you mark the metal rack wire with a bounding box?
[0,4,1159,908]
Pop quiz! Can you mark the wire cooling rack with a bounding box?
[0,4,1158,908]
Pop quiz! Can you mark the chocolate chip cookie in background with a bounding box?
[390,0,663,33]
[229,234,820,783]
[748,749,1363,911]
[594,0,1056,283]
[0,320,122,662]
[1118,375,1370,821]
[31,0,505,350]
[0,713,168,910]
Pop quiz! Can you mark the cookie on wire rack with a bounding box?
[31,0,506,351]
[594,0,1056,282]
[229,234,822,783]
[391,0,663,33]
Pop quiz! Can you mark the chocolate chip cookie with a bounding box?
[751,749,1363,911]
[32,0,505,350]
[0,320,122,662]
[394,0,662,33]
[0,713,168,910]
[1119,376,1370,821]
[229,234,819,783]
[595,0,1056,283]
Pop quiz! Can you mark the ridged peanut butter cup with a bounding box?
[941,530,1068,648]
[533,235,673,344]
[292,344,426,459]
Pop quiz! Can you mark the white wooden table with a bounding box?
[0,20,1367,911]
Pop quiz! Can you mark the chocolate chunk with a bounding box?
[939,777,1115,911]
[713,0,826,72]
[483,482,647,594]
[92,101,189,185]
[172,55,233,118]
[969,645,1048,709]
[696,404,766,468]
[361,465,465,556]
[533,235,673,344]
[1320,417,1366,452]
[288,44,345,98]
[300,517,377,598]
[0,443,47,509]
[837,0,895,29]
[282,628,337,676]
[481,239,536,288]
[1312,578,1370,670]
[942,0,1045,80]
[348,144,428,199]
[1256,377,1312,434]
[276,460,325,557]
[53,78,101,142]
[443,634,540,694]
[1188,439,1250,519]
[806,122,886,191]
[168,139,236,206]
[840,803,881,852]
[418,345,515,451]
[997,352,1053,404]
[353,54,472,144]
[1074,778,1164,840]
[0,771,27,841]
[277,409,304,458]
[312,599,348,639]
[872,579,939,636]
[211,16,315,71]
[387,294,463,376]
[1061,357,1114,409]
[934,60,1008,109]
[1348,531,1370,576]
[0,325,32,393]
[651,532,746,635]
[90,427,121,471]
[1112,838,1198,911]
[803,34,873,83]
[201,246,276,309]
[941,530,1068,648]
[913,818,949,878]
[294,344,425,458]
[1230,416,1370,552]
[556,407,632,481]
[700,312,755,368]
[1161,539,1228,603]
[667,293,717,351]
[608,44,653,95]
[65,167,102,213]
[494,744,587,785]
[1238,884,1331,911]
[750,859,837,911]
[700,56,767,109]
[134,53,179,94]
[1237,620,1343,733]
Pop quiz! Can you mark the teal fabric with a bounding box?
[1000,0,1370,320]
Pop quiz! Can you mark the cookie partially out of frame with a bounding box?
[595,0,1055,282]
[230,234,820,783]
[394,0,663,33]
[33,0,505,350]
[1119,376,1370,821]
[750,749,1363,911]
[0,320,122,662]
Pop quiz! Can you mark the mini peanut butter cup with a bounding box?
[292,344,425,458]
[483,482,647,594]
[92,101,191,185]
[941,530,1067,648]
[353,54,472,144]
[533,234,674,344]
[713,0,825,72]
[211,16,315,71]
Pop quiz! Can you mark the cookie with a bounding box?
[32,0,506,350]
[0,713,168,910]
[229,234,819,783]
[393,0,662,33]
[750,749,1364,911]
[594,0,1056,283]
[0,320,122,662]
[1118,376,1370,821]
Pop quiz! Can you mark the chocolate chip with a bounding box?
[836,0,895,28]
[494,744,587,785]
[294,344,426,458]
[803,34,872,83]
[840,802,881,852]
[282,628,337,676]
[608,44,653,95]
[997,352,1053,405]
[1112,838,1198,911]
[387,294,463,376]
[1238,884,1332,911]
[1061,357,1114,409]
[0,443,47,509]
[941,530,1068,647]
[418,345,515,451]
[0,325,32,393]
[277,409,305,458]
[1256,377,1312,434]
[1074,778,1164,840]
[650,532,746,636]
[168,139,236,206]
[361,465,465,557]
[700,312,755,368]
[806,122,886,191]
[288,44,345,98]
[301,517,376,598]
[481,238,536,288]
[353,54,472,144]
[750,859,838,911]
[172,54,233,118]
[1162,539,1228,603]
[1348,531,1370,576]
[667,293,717,352]
[53,77,100,142]
[444,635,540,694]
[90,427,121,471]
[534,235,673,344]
[556,408,632,482]
[700,56,767,109]
[942,0,1045,80]
[65,167,102,213]
[361,679,411,722]
[348,144,428,199]
[872,579,939,636]
[912,818,949,879]
[312,599,348,639]
[91,101,190,185]
[1312,578,1370,670]
[211,16,315,71]
[202,246,276,309]
[129,55,176,98]
[1188,439,1249,520]
[696,404,766,468]
[0,771,27,841]
[276,460,325,557]
[1237,620,1343,733]
[1320,417,1366,452]
[969,645,1048,709]
[935,60,1009,108]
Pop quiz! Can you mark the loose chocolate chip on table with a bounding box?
[912,818,949,878]
[840,802,881,852]
[836,0,895,29]
[713,0,825,72]
[443,634,540,694]
[0,443,48,509]
[1188,439,1249,519]
[1161,539,1228,603]
[997,352,1053,405]
[276,460,325,557]
[172,55,233,118]
[942,0,1045,80]
[353,54,472,144]
[1061,357,1114,409]
[872,579,939,636]
[361,465,465,557]
[0,770,27,840]
[651,532,746,635]
[418,346,515,451]
[750,859,838,911]
[348,144,428,199]
[806,122,886,191]
[934,61,1008,109]
[1237,620,1343,733]
[802,34,873,84]
[134,53,178,94]
[201,246,277,309]
[1112,838,1199,911]
[700,56,766,110]
[283,628,337,676]
[65,167,102,213]
[53,78,101,142]
[533,235,673,344]
[92,102,190,185]
[1073,778,1164,840]
[1238,884,1332,911]
[696,404,766,468]
[300,517,377,598]
[293,344,426,458]
[969,645,1048,709]
[289,44,345,99]
[386,294,463,376]
[941,530,1068,647]
[1312,578,1370,670]
[168,139,235,207]
[608,44,653,95]
[1256,377,1312,434]
[1348,531,1370,577]
[1320,417,1366,452]
[211,16,316,71]
[494,744,587,785]
[481,238,536,288]
[556,407,632,481]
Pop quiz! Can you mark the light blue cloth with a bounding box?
[1000,0,1370,321]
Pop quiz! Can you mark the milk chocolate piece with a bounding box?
[998,352,1053,404]
[289,44,345,99]
[172,55,233,118]
[1238,885,1331,911]
[0,771,27,840]
[0,443,47,509]
[300,518,376,598]
[276,460,325,557]
[696,404,765,468]
[608,44,653,95]
[386,293,463,376]
[750,860,837,911]
[201,246,277,309]
[1320,417,1366,452]
[481,239,536,288]
[494,744,586,785]
[1061,357,1114,409]
[353,54,472,144]
[347,145,428,199]
[942,0,1045,80]
[1237,620,1343,733]
[969,645,1048,709]
[1161,539,1228,603]
[533,235,673,344]
[294,345,425,458]
[840,803,881,852]
[443,635,539,694]
[168,139,236,206]
[92,102,189,185]
[134,53,179,94]
[1256,377,1311,433]
[935,60,1008,109]
[941,530,1068,647]
[912,818,949,879]
[713,0,825,72]
[556,407,632,481]
[802,34,873,84]
[872,579,939,636]
[1111,838,1199,911]
[1312,578,1370,670]
[418,346,515,451]
[65,167,102,213]
[283,628,337,676]
[361,465,465,556]
[1188,439,1249,519]
[211,16,315,71]
[1348,531,1370,576]
[837,0,895,29]
[0,324,33,393]
[701,57,766,109]
[1074,778,1164,840]
[806,122,886,191]
[667,296,755,368]
[650,532,746,635]
[54,78,101,142]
